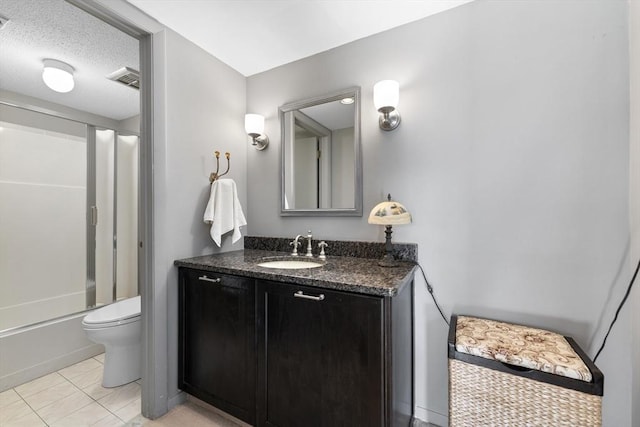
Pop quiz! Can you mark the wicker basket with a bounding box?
[448,315,603,427]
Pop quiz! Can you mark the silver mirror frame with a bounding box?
[279,87,362,217]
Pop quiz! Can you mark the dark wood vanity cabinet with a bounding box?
[178,268,256,425]
[257,281,392,427]
[178,266,414,427]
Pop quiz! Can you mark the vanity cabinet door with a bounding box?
[178,268,256,425]
[257,281,384,427]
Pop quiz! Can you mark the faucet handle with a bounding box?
[318,241,328,260]
[290,238,301,256]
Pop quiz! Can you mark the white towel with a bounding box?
[203,179,247,247]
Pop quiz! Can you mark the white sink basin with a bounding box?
[257,259,324,269]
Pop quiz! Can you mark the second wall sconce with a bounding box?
[374,80,401,131]
[245,113,269,150]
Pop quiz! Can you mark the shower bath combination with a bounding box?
[0,106,140,390]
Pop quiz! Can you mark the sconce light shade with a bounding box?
[245,113,269,150]
[373,80,401,131]
[42,59,75,93]
[245,113,264,135]
[368,194,411,267]
[373,80,399,110]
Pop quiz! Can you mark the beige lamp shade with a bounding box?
[368,196,411,225]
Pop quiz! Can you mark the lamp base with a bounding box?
[378,225,399,267]
[378,255,399,268]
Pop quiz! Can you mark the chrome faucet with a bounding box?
[304,230,313,257]
[290,235,304,256]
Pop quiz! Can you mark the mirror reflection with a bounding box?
[280,87,362,216]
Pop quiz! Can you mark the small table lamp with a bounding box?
[368,194,412,267]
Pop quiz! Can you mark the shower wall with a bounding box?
[95,130,139,305]
[116,134,139,300]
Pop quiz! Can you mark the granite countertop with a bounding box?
[174,249,417,297]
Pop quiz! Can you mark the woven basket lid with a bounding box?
[455,316,593,382]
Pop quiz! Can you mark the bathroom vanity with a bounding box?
[175,240,416,427]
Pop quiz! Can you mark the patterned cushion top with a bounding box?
[455,316,592,382]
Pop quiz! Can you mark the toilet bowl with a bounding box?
[82,296,141,388]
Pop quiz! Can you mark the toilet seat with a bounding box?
[82,315,140,329]
[82,295,141,329]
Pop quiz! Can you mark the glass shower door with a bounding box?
[0,112,88,330]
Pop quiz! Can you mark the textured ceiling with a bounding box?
[126,0,474,76]
[0,0,139,121]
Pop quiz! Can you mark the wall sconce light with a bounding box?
[368,194,412,267]
[374,80,401,131]
[42,59,75,93]
[244,113,269,150]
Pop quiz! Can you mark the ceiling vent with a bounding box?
[0,14,10,30]
[107,67,140,90]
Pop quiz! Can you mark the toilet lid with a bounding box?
[83,295,141,325]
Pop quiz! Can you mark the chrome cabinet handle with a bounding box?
[198,275,221,283]
[294,290,325,301]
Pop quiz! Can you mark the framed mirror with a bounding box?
[280,87,362,216]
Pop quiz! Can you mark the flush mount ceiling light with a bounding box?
[42,59,75,93]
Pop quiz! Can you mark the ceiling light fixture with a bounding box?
[42,59,75,93]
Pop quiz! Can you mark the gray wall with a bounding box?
[152,27,248,410]
[247,1,631,425]
[630,1,640,426]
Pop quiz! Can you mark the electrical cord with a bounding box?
[593,257,640,363]
[414,254,640,354]
[415,263,449,326]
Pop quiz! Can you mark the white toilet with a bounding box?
[82,296,141,388]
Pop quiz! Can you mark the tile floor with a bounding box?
[0,354,141,426]
[1,356,439,427]
[128,398,246,427]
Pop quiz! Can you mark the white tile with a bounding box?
[93,353,105,364]
[66,365,104,389]
[0,399,36,425]
[50,402,113,427]
[82,381,120,401]
[123,414,147,426]
[14,372,66,398]
[21,379,79,410]
[35,388,94,425]
[5,410,47,427]
[91,413,126,427]
[97,382,140,413]
[58,358,102,380]
[0,388,22,408]
[113,397,140,423]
